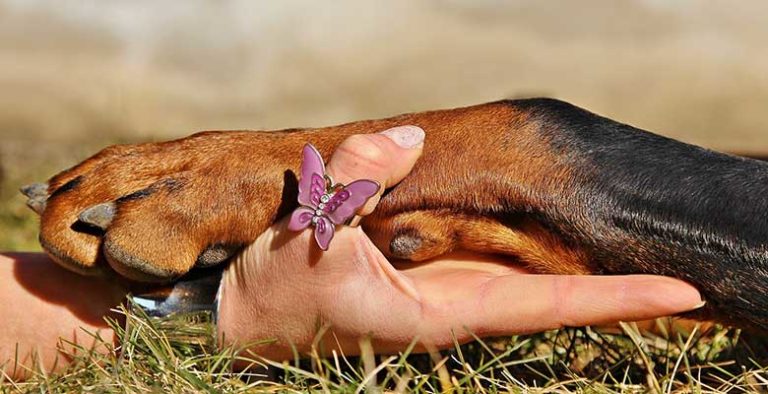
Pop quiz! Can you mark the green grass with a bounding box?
[3,303,768,393]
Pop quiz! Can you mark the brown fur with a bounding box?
[38,100,589,281]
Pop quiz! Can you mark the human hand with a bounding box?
[216,126,704,359]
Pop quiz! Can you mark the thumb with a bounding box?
[325,125,425,216]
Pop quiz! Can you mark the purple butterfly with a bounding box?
[287,143,380,250]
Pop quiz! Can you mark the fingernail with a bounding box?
[691,300,707,309]
[379,125,425,149]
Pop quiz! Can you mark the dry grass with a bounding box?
[4,304,768,393]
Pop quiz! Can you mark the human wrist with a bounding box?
[215,251,321,361]
[215,262,283,358]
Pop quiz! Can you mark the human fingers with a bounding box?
[325,125,424,216]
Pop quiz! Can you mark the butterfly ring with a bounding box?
[287,143,380,250]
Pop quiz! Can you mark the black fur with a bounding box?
[512,98,768,327]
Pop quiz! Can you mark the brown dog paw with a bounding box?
[27,131,307,282]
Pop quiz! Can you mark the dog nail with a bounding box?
[390,230,423,259]
[26,198,46,214]
[20,183,48,198]
[379,125,425,149]
[78,202,117,230]
[196,244,241,267]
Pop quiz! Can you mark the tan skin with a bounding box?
[1,127,703,379]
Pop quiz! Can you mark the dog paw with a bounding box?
[25,131,296,282]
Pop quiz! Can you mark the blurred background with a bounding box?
[1,0,767,250]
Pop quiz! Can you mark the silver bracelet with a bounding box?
[129,267,223,319]
[127,267,224,350]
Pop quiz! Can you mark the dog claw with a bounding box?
[20,183,48,198]
[78,202,117,230]
[196,244,242,267]
[26,198,46,214]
